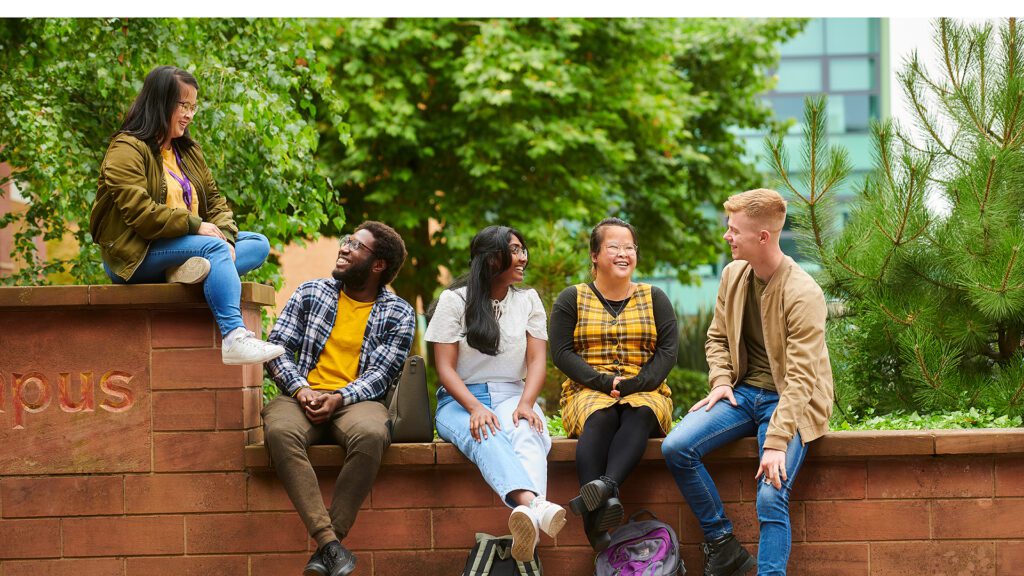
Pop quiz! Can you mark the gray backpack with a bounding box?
[595,509,685,576]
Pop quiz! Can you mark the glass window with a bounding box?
[775,60,824,93]
[765,95,808,123]
[842,94,877,133]
[781,19,825,56]
[829,58,876,91]
[832,133,875,171]
[825,18,879,54]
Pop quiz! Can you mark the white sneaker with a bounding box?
[221,331,285,365]
[508,505,539,562]
[165,257,211,284]
[530,496,567,538]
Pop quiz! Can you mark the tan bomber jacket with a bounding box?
[706,256,834,452]
[89,134,238,281]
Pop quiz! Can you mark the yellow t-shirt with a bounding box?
[161,148,200,216]
[306,290,375,392]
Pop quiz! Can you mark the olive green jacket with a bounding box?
[706,256,834,452]
[89,134,238,281]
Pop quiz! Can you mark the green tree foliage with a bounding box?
[314,18,803,307]
[0,18,347,285]
[768,18,1024,418]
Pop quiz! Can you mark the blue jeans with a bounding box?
[104,231,270,338]
[435,383,550,508]
[662,384,808,576]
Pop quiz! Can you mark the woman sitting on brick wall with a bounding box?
[89,65,282,366]
[550,217,678,552]
[425,225,566,562]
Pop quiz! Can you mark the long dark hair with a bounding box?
[116,65,198,155]
[430,225,527,356]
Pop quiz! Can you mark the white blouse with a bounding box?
[424,286,548,387]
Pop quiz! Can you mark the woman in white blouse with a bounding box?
[425,225,566,562]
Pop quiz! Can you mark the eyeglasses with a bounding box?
[339,234,377,256]
[510,245,528,257]
[604,243,638,255]
[177,101,199,114]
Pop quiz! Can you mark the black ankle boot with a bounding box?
[569,476,622,516]
[582,509,611,553]
[701,533,755,576]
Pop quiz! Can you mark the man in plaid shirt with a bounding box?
[263,221,416,576]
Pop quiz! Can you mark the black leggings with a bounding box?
[575,403,659,487]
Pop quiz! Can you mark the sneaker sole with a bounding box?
[508,508,538,562]
[539,505,567,538]
[303,567,326,576]
[166,257,210,284]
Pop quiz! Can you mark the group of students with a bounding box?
[90,65,834,576]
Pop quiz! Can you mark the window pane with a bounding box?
[829,58,876,91]
[842,94,878,132]
[775,60,823,93]
[825,18,879,54]
[781,19,825,56]
[765,95,808,123]
[832,133,875,170]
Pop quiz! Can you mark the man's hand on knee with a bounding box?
[689,384,738,413]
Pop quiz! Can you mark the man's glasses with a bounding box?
[177,101,199,114]
[340,234,377,256]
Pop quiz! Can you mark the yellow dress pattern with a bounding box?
[559,283,673,437]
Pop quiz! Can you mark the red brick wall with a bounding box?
[1,285,1022,576]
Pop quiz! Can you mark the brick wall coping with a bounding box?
[0,282,275,308]
[244,428,1024,469]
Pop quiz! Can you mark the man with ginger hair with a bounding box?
[662,188,833,576]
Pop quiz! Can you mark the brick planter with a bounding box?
[1,285,1022,575]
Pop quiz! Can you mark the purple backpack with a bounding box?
[595,509,685,576]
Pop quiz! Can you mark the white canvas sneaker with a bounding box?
[508,505,540,562]
[221,331,285,365]
[165,257,211,284]
[530,496,567,538]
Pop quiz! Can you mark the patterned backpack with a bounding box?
[595,509,685,576]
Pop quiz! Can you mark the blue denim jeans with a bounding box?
[662,384,808,576]
[104,231,270,338]
[435,383,550,508]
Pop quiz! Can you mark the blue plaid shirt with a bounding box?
[266,278,416,405]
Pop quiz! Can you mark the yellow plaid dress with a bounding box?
[559,283,674,437]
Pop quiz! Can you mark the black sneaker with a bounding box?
[320,540,357,576]
[700,533,755,576]
[302,548,328,576]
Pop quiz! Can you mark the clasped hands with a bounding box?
[295,387,341,424]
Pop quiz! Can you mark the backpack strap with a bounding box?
[627,508,660,523]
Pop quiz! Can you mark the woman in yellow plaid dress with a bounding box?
[550,217,678,552]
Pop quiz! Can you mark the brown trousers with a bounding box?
[262,395,391,547]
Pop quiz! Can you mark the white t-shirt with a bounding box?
[424,286,548,397]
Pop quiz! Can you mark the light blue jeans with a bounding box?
[104,231,270,338]
[662,384,808,576]
[435,383,551,508]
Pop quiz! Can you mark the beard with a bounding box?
[332,256,375,289]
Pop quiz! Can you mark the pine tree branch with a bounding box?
[904,67,968,165]
[907,262,958,291]
[979,155,996,214]
[1000,246,1019,292]
[942,19,998,145]
[880,303,916,326]
[873,217,898,244]
[1005,91,1024,148]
